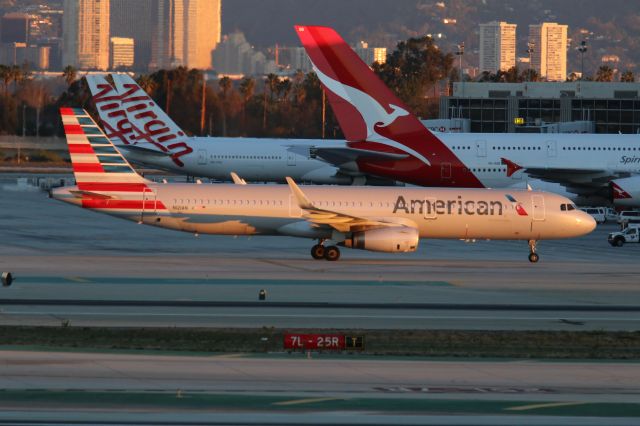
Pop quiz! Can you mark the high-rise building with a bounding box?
[529,23,568,82]
[110,37,134,69]
[479,21,517,74]
[151,0,221,70]
[354,41,387,66]
[62,0,110,70]
[1,13,30,44]
[214,32,276,76]
[110,0,154,70]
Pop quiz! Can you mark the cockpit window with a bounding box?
[561,204,576,211]
[561,204,566,211]
[568,204,576,210]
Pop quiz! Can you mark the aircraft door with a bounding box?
[546,140,557,158]
[140,188,157,223]
[476,140,487,157]
[531,195,545,221]
[197,149,207,165]
[287,152,296,166]
[441,162,452,179]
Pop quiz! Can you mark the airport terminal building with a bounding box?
[440,82,640,134]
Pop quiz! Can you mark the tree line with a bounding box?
[0,35,636,139]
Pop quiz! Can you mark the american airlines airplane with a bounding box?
[295,25,640,206]
[51,108,595,262]
[85,74,396,186]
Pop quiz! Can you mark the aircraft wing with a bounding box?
[286,177,415,233]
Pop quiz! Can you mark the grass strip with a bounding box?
[0,326,638,359]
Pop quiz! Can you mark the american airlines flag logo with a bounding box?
[505,194,529,216]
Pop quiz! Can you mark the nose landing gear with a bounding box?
[528,240,539,263]
[310,240,341,261]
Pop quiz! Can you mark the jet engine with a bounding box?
[341,227,419,253]
[611,176,640,207]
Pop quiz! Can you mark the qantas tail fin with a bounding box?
[295,26,448,166]
[60,107,147,188]
[295,25,483,187]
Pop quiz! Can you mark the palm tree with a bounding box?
[0,64,11,97]
[62,65,77,87]
[239,76,255,129]
[621,71,635,82]
[137,74,157,94]
[595,65,614,82]
[218,76,232,137]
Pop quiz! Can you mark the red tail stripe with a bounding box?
[68,144,95,154]
[73,163,104,173]
[60,107,75,116]
[64,124,84,135]
[77,183,149,192]
[81,199,167,210]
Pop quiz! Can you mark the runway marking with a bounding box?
[273,397,341,406]
[65,277,92,283]
[506,401,585,411]
[209,353,246,359]
[2,311,638,322]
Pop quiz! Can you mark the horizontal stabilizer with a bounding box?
[311,146,408,166]
[118,144,172,158]
[69,190,114,200]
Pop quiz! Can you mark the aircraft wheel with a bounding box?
[310,244,325,260]
[528,252,539,263]
[324,246,340,261]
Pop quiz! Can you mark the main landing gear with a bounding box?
[528,240,539,263]
[310,240,341,261]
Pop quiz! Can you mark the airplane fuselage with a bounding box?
[53,183,595,242]
[122,137,353,184]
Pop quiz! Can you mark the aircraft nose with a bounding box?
[575,211,597,235]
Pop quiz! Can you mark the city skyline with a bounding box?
[0,0,636,80]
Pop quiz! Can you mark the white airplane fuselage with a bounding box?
[435,132,640,188]
[122,137,353,184]
[53,183,595,242]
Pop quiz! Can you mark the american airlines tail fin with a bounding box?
[86,74,193,168]
[60,107,148,188]
[295,25,482,188]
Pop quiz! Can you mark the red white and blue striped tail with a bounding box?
[59,107,169,215]
[61,107,147,188]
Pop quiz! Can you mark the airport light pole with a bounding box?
[456,42,464,97]
[526,42,534,82]
[578,40,588,80]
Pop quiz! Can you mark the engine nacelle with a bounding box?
[611,176,640,207]
[341,227,419,253]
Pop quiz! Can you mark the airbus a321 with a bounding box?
[51,108,595,262]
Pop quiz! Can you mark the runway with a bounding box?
[0,350,638,425]
[2,178,640,424]
[1,182,640,330]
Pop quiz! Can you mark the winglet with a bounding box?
[286,177,315,209]
[501,157,524,177]
[230,172,247,185]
